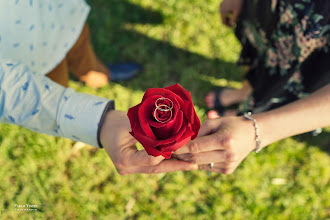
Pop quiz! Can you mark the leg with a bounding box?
[66,24,109,89]
[205,79,253,119]
[46,59,70,88]
[205,79,252,108]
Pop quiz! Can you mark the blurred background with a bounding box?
[0,0,329,219]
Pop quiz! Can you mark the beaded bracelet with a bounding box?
[244,112,262,153]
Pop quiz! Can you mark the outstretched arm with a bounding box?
[174,83,330,174]
[256,83,330,147]
[0,59,109,147]
[100,110,198,175]
[0,59,197,175]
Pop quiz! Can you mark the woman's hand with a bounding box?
[100,110,197,175]
[219,0,244,27]
[174,116,257,174]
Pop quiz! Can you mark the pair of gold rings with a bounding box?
[153,97,174,123]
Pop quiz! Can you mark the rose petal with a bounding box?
[191,113,201,139]
[180,101,194,124]
[160,151,172,159]
[142,143,163,158]
[161,133,193,153]
[138,96,165,140]
[130,121,159,146]
[146,94,181,140]
[161,123,194,152]
[172,110,183,135]
[147,95,180,128]
[128,83,201,159]
[164,83,193,103]
[138,139,173,159]
[151,119,175,140]
[127,104,141,130]
[154,117,187,146]
[151,110,183,140]
[130,122,171,147]
[142,88,184,108]
[132,116,188,147]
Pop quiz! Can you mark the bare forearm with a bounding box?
[255,83,330,148]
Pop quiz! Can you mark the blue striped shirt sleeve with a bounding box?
[0,59,110,147]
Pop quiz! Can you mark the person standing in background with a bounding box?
[0,0,196,175]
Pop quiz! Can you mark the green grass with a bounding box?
[1,0,329,219]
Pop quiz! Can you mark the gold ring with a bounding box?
[153,105,173,123]
[156,104,171,112]
[155,97,173,111]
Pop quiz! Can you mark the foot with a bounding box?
[207,109,238,119]
[108,63,142,82]
[79,62,142,89]
[80,70,109,89]
[204,88,250,109]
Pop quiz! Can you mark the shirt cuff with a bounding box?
[97,100,115,148]
[57,88,111,147]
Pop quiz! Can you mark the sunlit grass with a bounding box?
[0,0,329,219]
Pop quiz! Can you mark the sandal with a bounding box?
[209,87,239,117]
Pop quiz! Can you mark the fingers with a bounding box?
[118,148,165,168]
[199,162,236,175]
[118,160,198,175]
[197,121,214,137]
[174,132,229,154]
[198,118,222,137]
[142,160,198,174]
[133,149,165,166]
[114,146,198,175]
[174,151,227,164]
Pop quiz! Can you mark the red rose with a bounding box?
[127,83,201,159]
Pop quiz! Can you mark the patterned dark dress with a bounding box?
[235,0,330,114]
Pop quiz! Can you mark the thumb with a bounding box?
[123,148,165,167]
[198,119,221,137]
[174,131,228,155]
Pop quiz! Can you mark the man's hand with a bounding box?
[219,0,244,27]
[174,116,256,174]
[100,110,197,175]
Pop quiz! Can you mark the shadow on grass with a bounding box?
[294,130,330,155]
[86,0,329,155]
[86,0,243,105]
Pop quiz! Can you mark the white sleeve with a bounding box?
[0,60,110,147]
